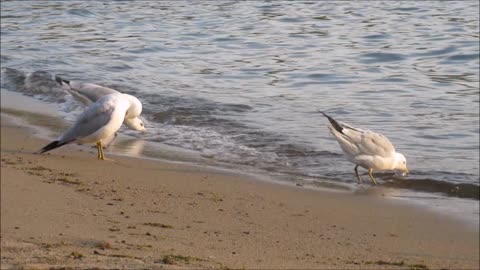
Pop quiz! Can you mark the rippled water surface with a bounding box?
[1,2,479,202]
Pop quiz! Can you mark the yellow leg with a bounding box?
[96,141,105,160]
[368,169,378,185]
[99,141,105,160]
[96,142,102,159]
[354,165,363,184]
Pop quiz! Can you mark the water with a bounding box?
[1,2,479,208]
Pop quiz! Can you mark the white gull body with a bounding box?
[319,111,409,185]
[40,93,140,160]
[56,77,146,145]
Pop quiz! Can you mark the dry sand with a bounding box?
[1,110,479,269]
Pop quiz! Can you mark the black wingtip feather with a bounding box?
[317,110,344,135]
[55,76,70,86]
[39,140,68,154]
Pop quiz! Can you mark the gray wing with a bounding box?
[59,98,115,143]
[341,123,396,157]
[65,81,118,105]
[329,122,396,158]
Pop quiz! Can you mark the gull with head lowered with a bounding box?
[39,92,145,160]
[319,111,409,185]
[55,77,146,141]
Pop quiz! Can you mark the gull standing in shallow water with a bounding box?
[39,93,145,160]
[55,77,146,144]
[318,111,409,185]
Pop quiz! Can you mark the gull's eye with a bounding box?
[140,123,144,126]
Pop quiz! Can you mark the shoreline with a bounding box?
[2,89,479,228]
[1,92,479,269]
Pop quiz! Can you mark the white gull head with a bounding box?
[124,117,146,133]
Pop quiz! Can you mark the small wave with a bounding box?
[213,36,241,43]
[362,33,392,40]
[389,7,420,12]
[66,9,96,17]
[104,63,133,72]
[382,176,479,200]
[411,46,456,57]
[1,68,67,102]
[359,52,406,64]
[374,77,408,83]
[146,94,252,128]
[1,67,26,91]
[289,80,354,87]
[151,106,249,128]
[278,17,304,23]
[445,54,480,62]
[306,73,332,79]
[312,15,330,21]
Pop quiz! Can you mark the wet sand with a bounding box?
[1,107,479,269]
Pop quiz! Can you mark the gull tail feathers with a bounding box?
[39,140,69,154]
[317,110,344,135]
[55,76,70,87]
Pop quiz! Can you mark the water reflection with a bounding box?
[110,137,146,157]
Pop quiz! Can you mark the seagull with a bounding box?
[318,111,409,185]
[55,77,146,135]
[39,93,145,160]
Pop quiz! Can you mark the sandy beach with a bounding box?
[1,102,479,269]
